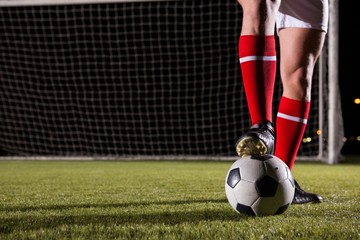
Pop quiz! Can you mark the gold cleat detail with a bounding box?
[235,137,267,157]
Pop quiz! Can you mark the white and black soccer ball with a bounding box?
[225,154,295,216]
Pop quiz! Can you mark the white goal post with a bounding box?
[0,0,343,163]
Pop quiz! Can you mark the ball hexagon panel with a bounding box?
[277,178,296,204]
[237,158,266,183]
[252,196,291,216]
[263,158,291,181]
[233,180,258,206]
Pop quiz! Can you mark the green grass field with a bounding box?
[0,157,359,240]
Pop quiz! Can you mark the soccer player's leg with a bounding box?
[276,4,328,203]
[234,0,280,157]
[235,33,278,157]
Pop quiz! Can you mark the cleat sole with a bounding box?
[236,137,267,157]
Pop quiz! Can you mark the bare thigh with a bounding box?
[278,28,326,101]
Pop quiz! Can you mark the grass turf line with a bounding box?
[0,159,359,239]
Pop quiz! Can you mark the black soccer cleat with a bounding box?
[292,180,323,204]
[235,121,275,157]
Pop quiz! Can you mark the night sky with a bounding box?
[339,2,360,155]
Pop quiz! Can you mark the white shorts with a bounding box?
[276,0,329,33]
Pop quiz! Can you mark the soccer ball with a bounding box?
[225,154,295,216]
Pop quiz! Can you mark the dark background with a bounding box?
[339,2,360,155]
[0,1,357,157]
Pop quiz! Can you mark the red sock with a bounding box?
[275,97,310,170]
[238,35,276,125]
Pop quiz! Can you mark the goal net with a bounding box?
[0,0,343,162]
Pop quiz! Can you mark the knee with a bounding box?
[282,71,313,101]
